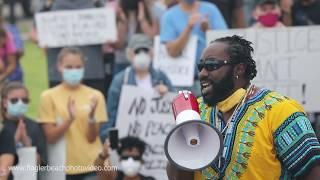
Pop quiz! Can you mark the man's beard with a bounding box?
[202,69,235,106]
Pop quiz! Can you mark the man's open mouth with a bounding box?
[200,81,212,95]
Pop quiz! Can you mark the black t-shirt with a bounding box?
[0,124,16,156]
[3,117,47,165]
[0,123,17,180]
[116,171,156,180]
[292,0,320,26]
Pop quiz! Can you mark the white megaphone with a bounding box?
[164,90,222,171]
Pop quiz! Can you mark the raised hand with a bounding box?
[155,84,169,96]
[187,13,202,29]
[89,95,98,120]
[19,119,31,146]
[67,96,76,121]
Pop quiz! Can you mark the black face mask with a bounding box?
[202,67,235,106]
[122,0,140,11]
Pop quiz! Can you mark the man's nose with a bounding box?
[199,67,209,79]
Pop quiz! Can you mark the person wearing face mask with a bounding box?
[100,34,173,142]
[42,0,107,98]
[0,81,47,180]
[252,0,285,28]
[38,47,107,180]
[95,136,155,180]
[112,0,158,75]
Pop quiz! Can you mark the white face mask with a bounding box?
[120,157,142,177]
[133,52,151,71]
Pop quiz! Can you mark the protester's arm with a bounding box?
[41,120,73,144]
[167,162,194,180]
[94,140,117,180]
[113,8,128,49]
[87,92,107,143]
[0,154,15,180]
[86,95,100,143]
[165,25,193,58]
[160,11,195,58]
[39,93,75,144]
[161,11,202,58]
[138,2,157,38]
[0,54,16,82]
[280,0,293,26]
[87,123,100,143]
[233,7,246,28]
[230,0,246,28]
[94,154,117,180]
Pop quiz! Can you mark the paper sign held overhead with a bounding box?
[153,36,198,87]
[35,7,117,48]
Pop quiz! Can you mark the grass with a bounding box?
[21,41,48,119]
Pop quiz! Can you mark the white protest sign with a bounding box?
[12,147,37,180]
[35,7,117,48]
[207,26,320,111]
[40,117,66,180]
[116,85,176,180]
[153,36,197,87]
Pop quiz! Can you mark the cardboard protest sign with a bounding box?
[116,85,176,180]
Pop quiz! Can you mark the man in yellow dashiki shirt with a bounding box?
[166,35,320,180]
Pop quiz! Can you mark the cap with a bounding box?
[127,34,153,51]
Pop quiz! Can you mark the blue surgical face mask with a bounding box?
[185,0,196,5]
[7,99,28,117]
[62,68,84,86]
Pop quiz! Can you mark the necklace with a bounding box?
[214,84,255,169]
[215,85,254,134]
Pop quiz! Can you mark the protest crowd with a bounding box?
[0,0,320,180]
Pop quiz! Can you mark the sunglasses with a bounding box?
[9,98,30,104]
[197,59,236,72]
[134,47,149,54]
[121,155,142,161]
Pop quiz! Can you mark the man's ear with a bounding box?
[233,63,247,78]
